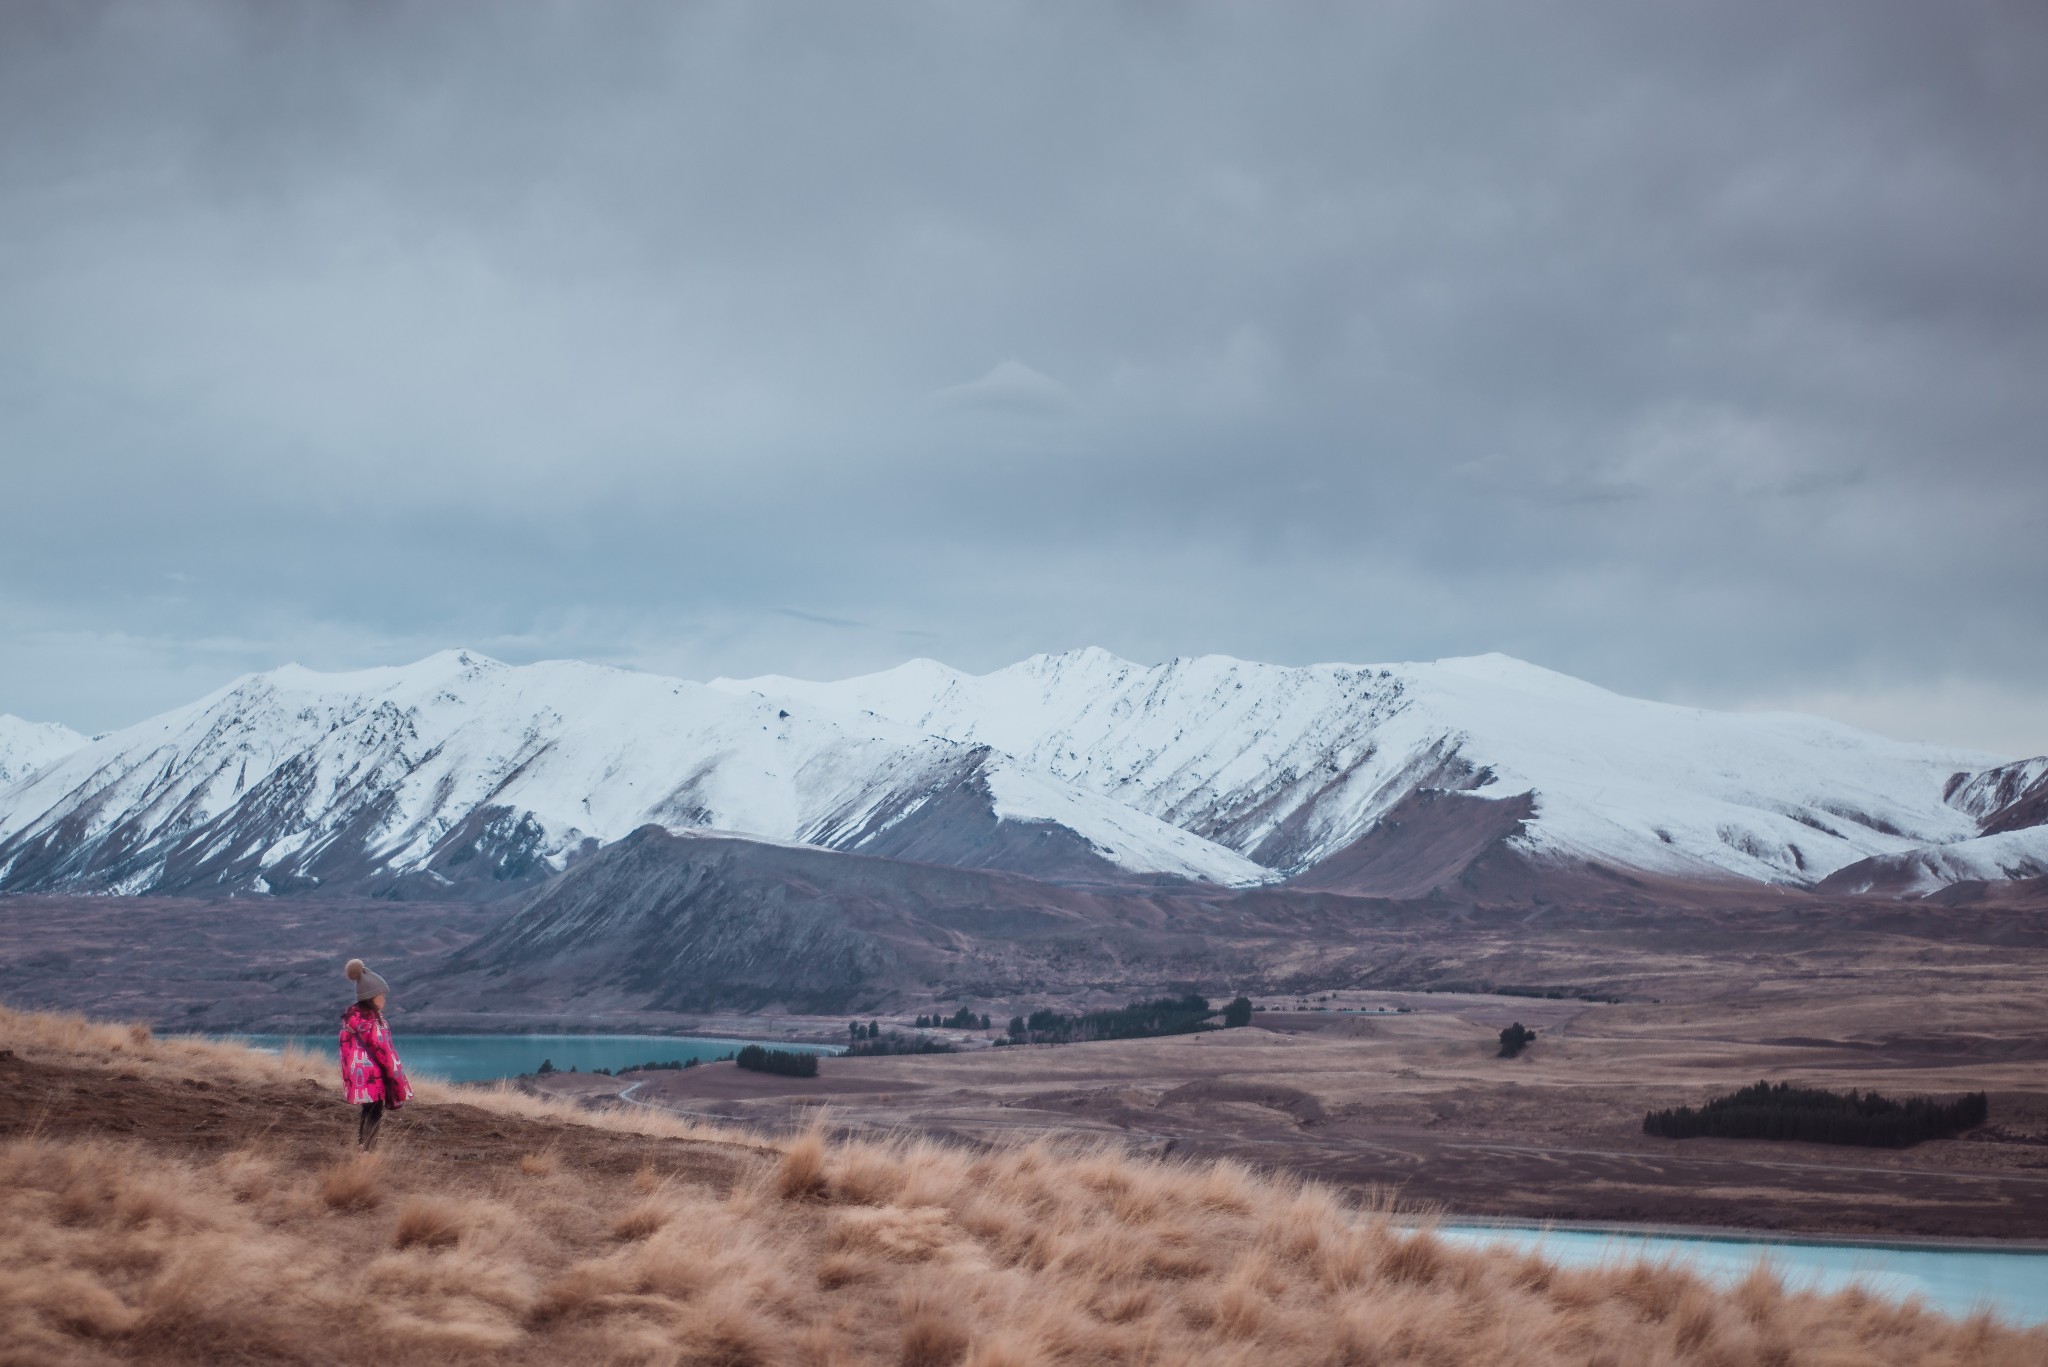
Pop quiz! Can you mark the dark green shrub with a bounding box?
[1498,1023,1535,1058]
[1222,996,1253,1028]
[735,1044,819,1078]
[1006,995,1217,1045]
[843,1031,955,1057]
[1644,1082,1987,1148]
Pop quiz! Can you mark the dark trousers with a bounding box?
[357,1100,384,1150]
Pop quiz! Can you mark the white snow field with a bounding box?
[0,715,87,790]
[1819,826,2048,896]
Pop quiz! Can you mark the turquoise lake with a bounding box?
[1441,1224,2048,1327]
[219,1031,839,1083]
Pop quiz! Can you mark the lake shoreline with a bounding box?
[172,1018,862,1045]
[198,1030,844,1088]
[1428,1215,2048,1255]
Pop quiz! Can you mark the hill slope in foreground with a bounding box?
[3,1007,2042,1367]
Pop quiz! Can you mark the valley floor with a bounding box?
[535,975,2048,1241]
[4,1006,2045,1366]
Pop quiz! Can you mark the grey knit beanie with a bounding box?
[345,958,391,1003]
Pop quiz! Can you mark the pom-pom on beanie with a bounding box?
[346,957,390,1003]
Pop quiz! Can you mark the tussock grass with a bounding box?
[394,1196,468,1250]
[899,1287,971,1367]
[777,1118,831,1199]
[321,1151,386,1211]
[3,1002,2044,1365]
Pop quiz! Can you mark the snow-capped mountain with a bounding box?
[718,650,2010,889]
[0,715,87,789]
[0,651,1266,896]
[2,646,2035,900]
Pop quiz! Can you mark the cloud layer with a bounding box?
[2,2,2044,753]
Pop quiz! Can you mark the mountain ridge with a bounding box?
[0,647,2037,901]
[0,650,1264,898]
[718,647,2008,890]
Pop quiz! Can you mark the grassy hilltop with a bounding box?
[1,1005,2041,1366]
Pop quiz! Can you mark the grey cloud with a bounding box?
[0,1,2043,754]
[931,361,1078,417]
[773,608,937,638]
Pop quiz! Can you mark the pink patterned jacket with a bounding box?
[338,1003,413,1107]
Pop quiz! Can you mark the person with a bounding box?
[339,958,412,1151]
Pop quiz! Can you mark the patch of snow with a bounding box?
[0,715,88,789]
[1826,827,2048,896]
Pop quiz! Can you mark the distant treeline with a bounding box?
[1494,985,1624,1004]
[1428,982,1624,1004]
[535,1056,714,1077]
[735,1045,819,1078]
[1644,1082,1988,1149]
[916,1008,993,1031]
[844,1031,956,1057]
[1001,994,1221,1045]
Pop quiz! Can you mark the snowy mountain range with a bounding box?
[720,651,2040,894]
[0,648,2040,901]
[0,651,1262,897]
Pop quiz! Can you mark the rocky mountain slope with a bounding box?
[1818,757,2048,896]
[428,824,1279,1013]
[1947,757,2048,836]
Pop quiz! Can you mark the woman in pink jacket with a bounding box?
[339,958,413,1151]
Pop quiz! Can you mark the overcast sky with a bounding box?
[2,2,2044,755]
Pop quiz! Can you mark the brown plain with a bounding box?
[574,924,2048,1240]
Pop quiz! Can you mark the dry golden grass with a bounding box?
[393,1195,468,1250]
[2,1003,2044,1365]
[321,1151,386,1211]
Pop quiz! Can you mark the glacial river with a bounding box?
[1440,1224,2048,1326]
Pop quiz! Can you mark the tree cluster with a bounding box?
[735,1044,819,1078]
[843,1031,956,1057]
[1004,994,1217,1045]
[1498,1023,1536,1058]
[916,1008,992,1030]
[1643,1082,1988,1149]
